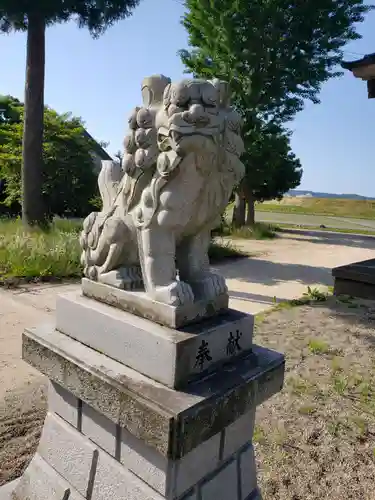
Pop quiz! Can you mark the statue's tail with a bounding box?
[79,160,123,255]
[98,160,124,213]
[79,212,98,251]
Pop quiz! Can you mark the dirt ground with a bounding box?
[255,296,375,500]
[0,382,46,486]
[218,230,375,313]
[1,294,375,499]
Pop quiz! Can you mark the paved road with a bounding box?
[256,210,375,230]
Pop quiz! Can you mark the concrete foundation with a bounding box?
[333,258,375,300]
[1,289,284,499]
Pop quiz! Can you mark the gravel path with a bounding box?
[0,282,80,399]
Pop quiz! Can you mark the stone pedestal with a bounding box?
[333,258,375,300]
[3,284,284,500]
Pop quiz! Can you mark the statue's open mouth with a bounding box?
[157,124,219,153]
[168,125,218,145]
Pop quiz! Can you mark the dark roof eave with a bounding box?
[342,53,375,71]
[82,129,113,161]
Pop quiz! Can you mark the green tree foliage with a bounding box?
[0,98,100,218]
[236,124,302,225]
[0,0,141,226]
[0,95,22,124]
[180,0,372,225]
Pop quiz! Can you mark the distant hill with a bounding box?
[287,190,375,200]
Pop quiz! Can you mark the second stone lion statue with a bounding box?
[80,74,245,307]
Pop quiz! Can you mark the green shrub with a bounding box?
[0,218,249,285]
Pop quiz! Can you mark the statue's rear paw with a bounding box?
[98,267,143,290]
[190,272,228,300]
[153,281,194,306]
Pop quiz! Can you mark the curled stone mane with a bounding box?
[80,74,245,308]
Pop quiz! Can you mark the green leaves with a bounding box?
[181,0,372,204]
[0,0,141,35]
[242,121,303,202]
[0,95,22,124]
[182,0,373,124]
[0,1,141,225]
[0,100,101,217]
[72,0,141,37]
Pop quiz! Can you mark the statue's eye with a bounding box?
[201,83,218,107]
[202,96,217,108]
[170,85,189,106]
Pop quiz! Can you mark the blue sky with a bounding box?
[1,0,375,197]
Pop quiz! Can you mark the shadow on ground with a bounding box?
[229,290,290,306]
[279,229,375,250]
[215,258,333,287]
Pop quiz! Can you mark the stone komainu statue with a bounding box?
[80,75,245,307]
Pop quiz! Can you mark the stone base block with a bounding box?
[9,410,259,500]
[48,381,258,498]
[12,448,163,500]
[0,480,20,500]
[56,292,254,389]
[23,325,284,460]
[13,453,84,500]
[333,277,375,300]
[0,481,261,500]
[81,278,229,329]
[332,258,375,300]
[17,322,284,499]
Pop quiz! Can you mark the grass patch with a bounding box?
[253,425,267,444]
[0,218,82,285]
[257,197,375,220]
[214,217,277,240]
[255,286,330,324]
[308,339,330,355]
[298,404,316,415]
[351,417,369,440]
[207,240,248,263]
[287,376,315,396]
[331,357,343,374]
[228,222,277,240]
[332,374,349,395]
[327,419,344,437]
[0,218,248,285]
[303,286,328,302]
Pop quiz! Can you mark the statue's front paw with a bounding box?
[84,265,98,281]
[190,272,228,300]
[153,281,194,306]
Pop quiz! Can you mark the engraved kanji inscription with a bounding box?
[226,329,243,356]
[194,340,212,370]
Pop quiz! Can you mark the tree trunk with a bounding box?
[245,191,255,226]
[22,13,46,227]
[232,191,245,227]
